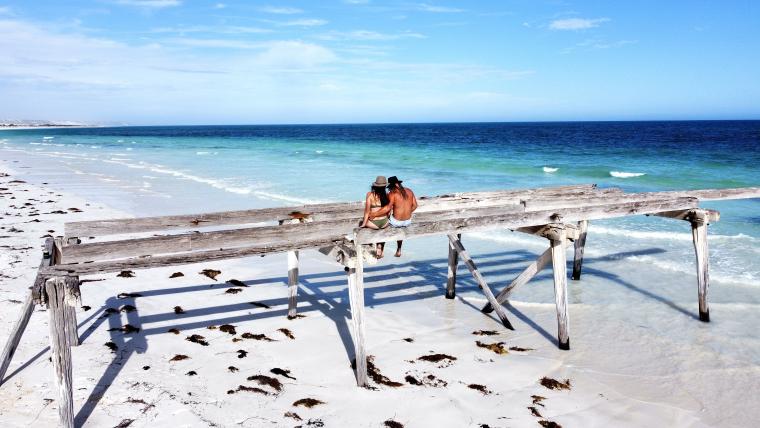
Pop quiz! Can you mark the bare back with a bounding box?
[388,187,417,221]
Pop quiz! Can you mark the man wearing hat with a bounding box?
[368,176,418,257]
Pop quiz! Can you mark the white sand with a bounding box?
[1,164,758,427]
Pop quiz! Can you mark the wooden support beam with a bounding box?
[54,238,79,347]
[445,234,460,299]
[651,208,720,223]
[44,276,78,428]
[447,235,514,330]
[549,226,570,350]
[0,238,55,386]
[287,250,299,319]
[346,238,368,386]
[481,238,572,314]
[572,220,588,281]
[690,210,711,322]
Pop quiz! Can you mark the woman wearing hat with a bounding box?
[361,176,390,257]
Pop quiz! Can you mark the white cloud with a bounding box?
[151,25,271,34]
[214,3,226,9]
[549,17,609,30]
[0,6,11,15]
[279,18,327,27]
[415,3,464,13]
[260,6,303,14]
[115,0,182,8]
[316,30,425,41]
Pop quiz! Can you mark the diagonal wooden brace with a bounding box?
[447,234,514,330]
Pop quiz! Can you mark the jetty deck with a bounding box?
[2,183,759,427]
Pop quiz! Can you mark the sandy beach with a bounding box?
[2,154,759,428]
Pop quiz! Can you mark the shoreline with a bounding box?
[1,160,759,426]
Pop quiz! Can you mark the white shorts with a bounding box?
[389,215,412,228]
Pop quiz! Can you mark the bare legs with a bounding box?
[395,240,403,257]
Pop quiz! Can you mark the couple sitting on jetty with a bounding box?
[360,175,418,258]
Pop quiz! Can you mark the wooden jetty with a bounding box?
[2,183,759,427]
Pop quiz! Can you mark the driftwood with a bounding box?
[572,220,588,280]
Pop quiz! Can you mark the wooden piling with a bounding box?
[287,250,299,319]
[44,276,78,428]
[548,226,570,350]
[448,235,514,330]
[572,220,588,280]
[445,234,460,299]
[690,210,710,322]
[347,238,368,386]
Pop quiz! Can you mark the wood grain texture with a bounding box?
[346,239,368,386]
[445,234,460,299]
[572,220,588,281]
[690,210,711,322]
[45,277,78,428]
[287,250,299,319]
[550,227,570,350]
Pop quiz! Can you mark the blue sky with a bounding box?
[0,0,758,124]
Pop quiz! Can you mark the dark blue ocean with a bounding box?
[2,121,759,285]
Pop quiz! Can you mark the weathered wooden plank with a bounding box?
[45,276,77,428]
[61,203,541,264]
[0,293,35,386]
[46,236,346,276]
[448,235,514,330]
[0,238,55,385]
[652,208,720,223]
[481,238,572,314]
[523,187,760,211]
[357,197,699,245]
[64,184,601,238]
[549,226,570,350]
[445,234,460,299]
[691,210,711,322]
[572,220,588,280]
[346,239,368,386]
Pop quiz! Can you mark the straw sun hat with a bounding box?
[372,176,388,187]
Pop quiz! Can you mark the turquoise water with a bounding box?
[2,121,759,285]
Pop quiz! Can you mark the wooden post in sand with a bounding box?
[287,250,299,319]
[57,238,80,347]
[44,276,80,428]
[445,234,460,299]
[572,220,588,280]
[347,235,368,386]
[690,210,710,322]
[547,225,570,350]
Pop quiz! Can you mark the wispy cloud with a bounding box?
[214,3,226,9]
[259,6,303,15]
[115,0,182,8]
[316,30,425,41]
[150,25,272,34]
[549,17,609,30]
[278,18,328,27]
[0,6,11,15]
[415,3,464,13]
[562,38,637,54]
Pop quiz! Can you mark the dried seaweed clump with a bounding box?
[241,332,274,341]
[117,270,135,278]
[538,421,562,428]
[169,272,184,278]
[186,334,209,346]
[271,368,296,380]
[475,341,508,355]
[467,384,492,395]
[199,269,221,280]
[169,354,190,362]
[384,420,404,428]
[355,356,403,387]
[247,374,283,392]
[539,377,571,391]
[227,279,248,287]
[277,328,295,339]
[472,330,499,336]
[219,324,237,335]
[292,398,325,408]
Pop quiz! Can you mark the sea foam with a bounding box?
[543,166,558,173]
[610,171,646,178]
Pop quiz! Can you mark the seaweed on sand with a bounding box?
[539,377,571,391]
[292,398,324,408]
[475,341,508,355]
